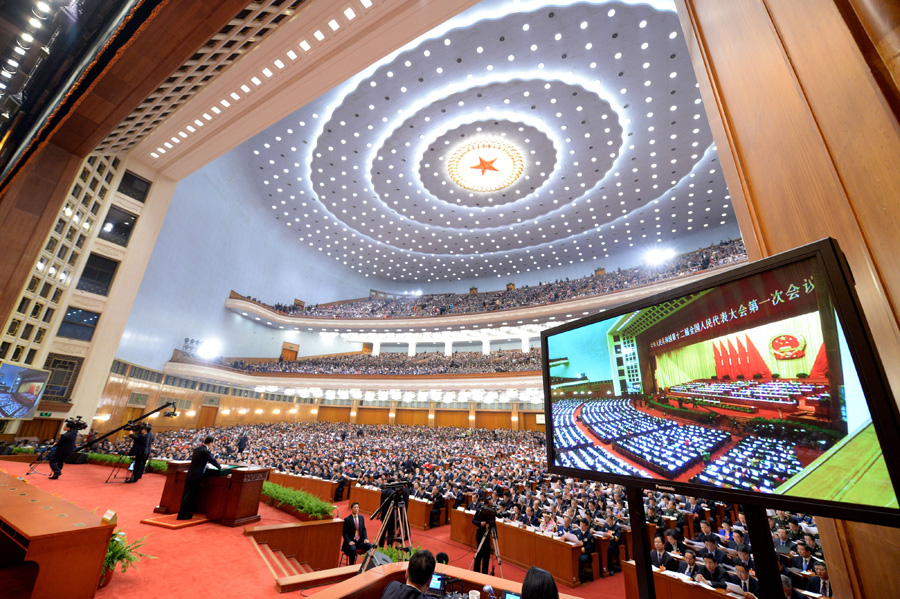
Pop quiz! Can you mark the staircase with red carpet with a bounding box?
[250,537,314,579]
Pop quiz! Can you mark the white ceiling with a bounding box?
[238,0,738,284]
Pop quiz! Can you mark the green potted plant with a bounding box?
[100,530,155,588]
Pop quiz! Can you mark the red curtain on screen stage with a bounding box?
[809,342,828,379]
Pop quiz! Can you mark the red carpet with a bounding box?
[0,461,624,599]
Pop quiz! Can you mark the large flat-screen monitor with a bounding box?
[541,238,900,525]
[0,362,50,420]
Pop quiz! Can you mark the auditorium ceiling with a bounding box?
[236,0,739,284]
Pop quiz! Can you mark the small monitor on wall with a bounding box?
[0,362,51,420]
[541,238,900,526]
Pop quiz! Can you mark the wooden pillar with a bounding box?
[0,143,82,325]
[675,2,900,597]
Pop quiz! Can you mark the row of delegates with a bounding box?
[380,548,560,599]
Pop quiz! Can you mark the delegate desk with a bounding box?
[623,560,732,599]
[268,471,338,503]
[353,484,384,515]
[496,520,583,587]
[0,471,115,599]
[306,562,582,599]
[407,497,433,530]
[450,508,477,548]
[154,461,268,526]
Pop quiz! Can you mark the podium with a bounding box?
[153,461,268,527]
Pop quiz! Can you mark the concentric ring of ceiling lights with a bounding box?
[446,138,524,193]
[249,1,738,282]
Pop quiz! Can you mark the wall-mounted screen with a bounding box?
[541,239,900,524]
[0,362,51,420]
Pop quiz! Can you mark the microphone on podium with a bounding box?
[483,585,497,599]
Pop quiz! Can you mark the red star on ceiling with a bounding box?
[470,156,499,176]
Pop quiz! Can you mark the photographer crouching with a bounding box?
[125,423,150,483]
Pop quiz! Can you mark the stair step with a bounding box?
[287,556,313,574]
[270,549,296,577]
[248,538,281,580]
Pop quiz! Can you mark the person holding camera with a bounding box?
[48,420,78,479]
[472,495,495,574]
[126,424,149,483]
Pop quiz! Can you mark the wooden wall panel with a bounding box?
[318,406,351,423]
[675,2,900,597]
[17,418,62,441]
[475,411,511,430]
[520,412,546,432]
[435,410,469,428]
[395,409,428,427]
[356,408,390,425]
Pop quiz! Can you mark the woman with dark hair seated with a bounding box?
[522,567,559,599]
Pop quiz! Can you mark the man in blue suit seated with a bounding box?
[380,550,436,599]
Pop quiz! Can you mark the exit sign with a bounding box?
[39,412,52,417]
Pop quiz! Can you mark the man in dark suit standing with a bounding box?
[342,502,372,565]
[237,434,248,455]
[126,425,149,483]
[472,496,495,574]
[380,550,435,599]
[48,421,78,479]
[177,436,221,520]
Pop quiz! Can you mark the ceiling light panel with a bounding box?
[243,0,738,282]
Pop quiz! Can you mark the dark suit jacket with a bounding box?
[186,444,221,481]
[730,575,760,594]
[237,436,248,451]
[698,564,730,589]
[53,428,78,460]
[700,547,728,565]
[380,580,426,599]
[129,432,149,457]
[678,561,699,579]
[342,514,368,552]
[650,550,677,570]
[807,577,833,597]
[791,555,818,572]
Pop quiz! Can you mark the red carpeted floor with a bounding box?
[0,461,625,599]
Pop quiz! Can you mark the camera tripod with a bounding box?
[105,453,134,484]
[360,486,412,572]
[470,523,503,578]
[25,447,55,477]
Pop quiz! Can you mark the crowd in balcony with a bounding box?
[260,239,746,320]
[230,347,542,376]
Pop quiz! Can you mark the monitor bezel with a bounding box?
[540,238,900,527]
[0,361,52,421]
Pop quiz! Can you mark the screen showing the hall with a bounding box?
[544,255,898,509]
[0,362,50,420]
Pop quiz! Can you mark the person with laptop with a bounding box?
[380,550,436,599]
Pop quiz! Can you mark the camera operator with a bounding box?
[126,424,149,483]
[473,495,495,574]
[48,420,79,480]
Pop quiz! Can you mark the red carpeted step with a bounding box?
[273,550,299,576]
[253,540,290,578]
[288,558,314,574]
